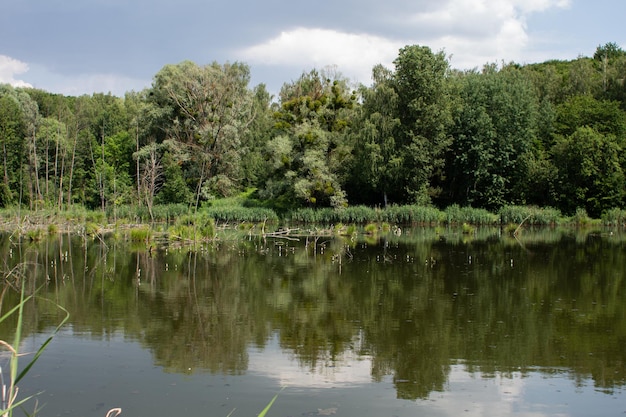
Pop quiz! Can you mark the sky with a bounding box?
[1,0,625,97]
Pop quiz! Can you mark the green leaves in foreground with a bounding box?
[226,387,285,417]
[257,387,285,417]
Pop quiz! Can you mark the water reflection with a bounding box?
[1,227,625,415]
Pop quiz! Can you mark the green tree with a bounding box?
[442,64,538,209]
[0,94,26,206]
[346,65,402,206]
[392,45,453,204]
[554,94,626,138]
[552,126,624,217]
[150,61,255,209]
[594,42,626,106]
[260,68,355,208]
[240,84,274,189]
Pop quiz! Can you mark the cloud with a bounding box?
[22,63,151,96]
[0,55,33,88]
[238,0,572,87]
[43,73,150,97]
[238,28,404,85]
[406,0,572,69]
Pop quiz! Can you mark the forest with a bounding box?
[0,42,625,220]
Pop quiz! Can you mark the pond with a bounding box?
[1,226,625,417]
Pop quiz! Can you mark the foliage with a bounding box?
[1,41,625,219]
[443,64,537,209]
[552,126,624,217]
[392,45,453,204]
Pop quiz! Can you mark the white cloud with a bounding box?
[47,73,150,96]
[238,28,404,85]
[23,63,150,96]
[408,0,571,69]
[0,55,33,88]
[238,0,572,87]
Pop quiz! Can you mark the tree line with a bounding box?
[0,42,625,218]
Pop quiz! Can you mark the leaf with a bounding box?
[257,387,285,417]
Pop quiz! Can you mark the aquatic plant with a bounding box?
[129,226,152,243]
[602,207,626,227]
[0,267,70,417]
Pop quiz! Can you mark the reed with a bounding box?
[569,208,594,226]
[25,228,45,242]
[167,212,216,242]
[0,267,70,417]
[498,205,561,226]
[602,208,626,227]
[444,205,499,225]
[129,226,152,242]
[203,205,279,223]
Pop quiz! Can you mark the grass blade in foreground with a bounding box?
[257,387,285,417]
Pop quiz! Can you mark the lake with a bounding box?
[1,226,625,417]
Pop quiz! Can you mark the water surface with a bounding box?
[2,227,625,417]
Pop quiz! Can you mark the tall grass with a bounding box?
[167,212,216,242]
[203,205,279,223]
[0,267,70,417]
[444,205,499,225]
[602,208,626,227]
[109,204,189,223]
[498,205,561,226]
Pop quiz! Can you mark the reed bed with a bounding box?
[444,205,500,225]
[498,205,561,226]
[601,208,626,227]
[203,205,279,223]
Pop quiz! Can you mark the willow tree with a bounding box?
[150,61,255,210]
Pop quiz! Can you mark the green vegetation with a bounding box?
[0,269,70,417]
[0,42,625,223]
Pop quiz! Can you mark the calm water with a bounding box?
[1,227,625,417]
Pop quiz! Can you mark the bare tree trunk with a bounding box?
[57,140,67,211]
[136,121,141,207]
[3,142,9,190]
[32,127,42,205]
[66,126,79,208]
[99,122,106,212]
[45,131,49,202]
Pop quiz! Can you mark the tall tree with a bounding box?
[346,64,402,206]
[392,45,453,204]
[443,64,539,209]
[552,126,624,217]
[0,94,26,206]
[150,61,255,209]
[260,68,355,208]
